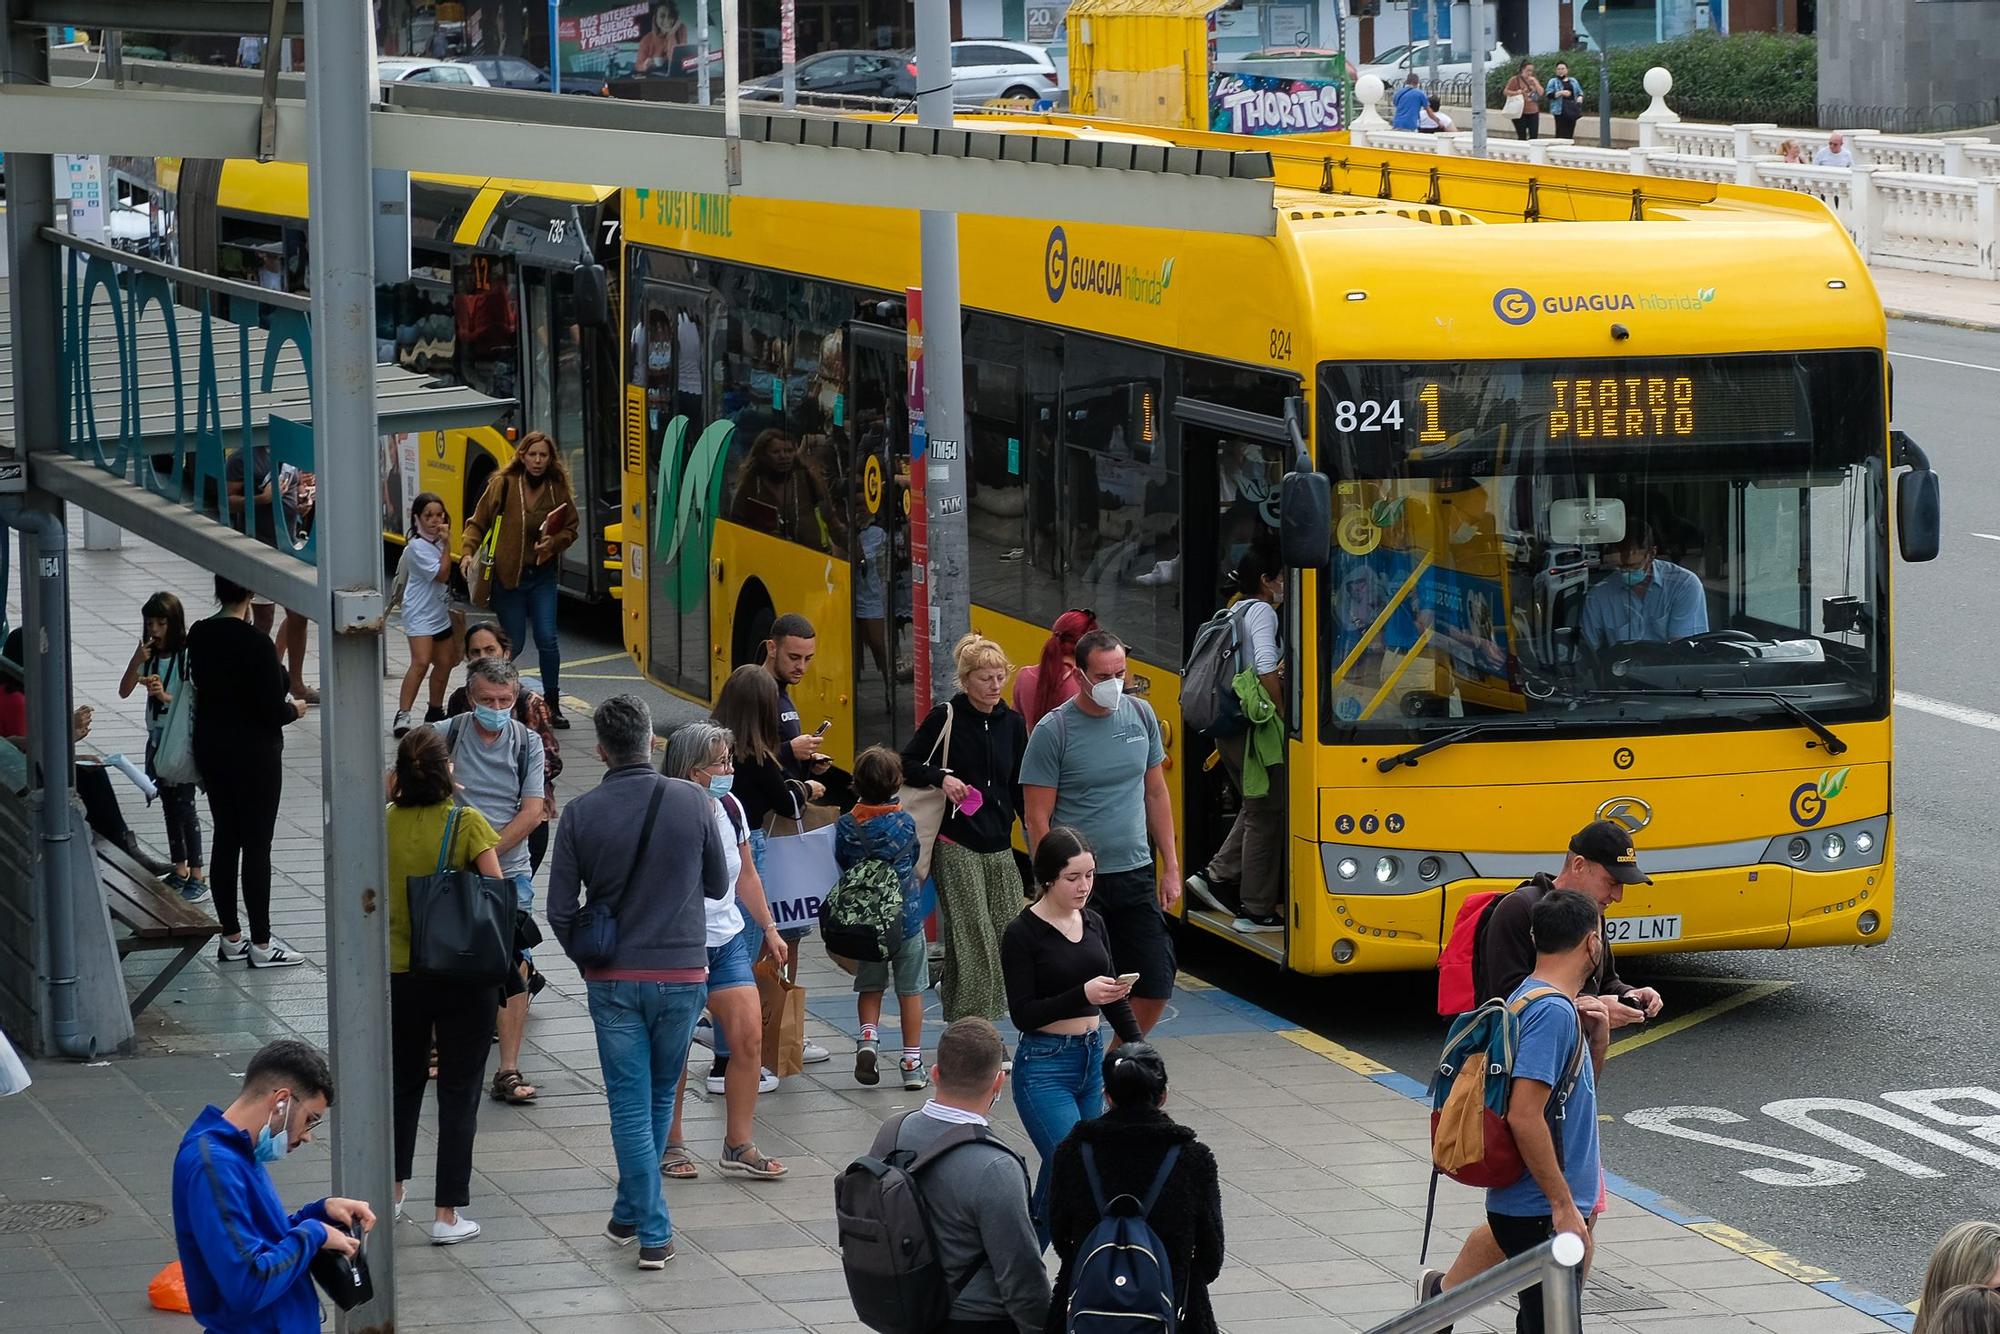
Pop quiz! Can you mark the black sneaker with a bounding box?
[424,704,447,723]
[548,704,571,730]
[637,1242,674,1270]
[1232,913,1285,935]
[603,1219,637,1247]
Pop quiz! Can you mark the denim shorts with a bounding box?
[707,914,760,993]
[853,929,928,998]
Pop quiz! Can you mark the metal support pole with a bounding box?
[697,0,710,105]
[780,0,796,109]
[548,0,561,94]
[1470,0,1488,155]
[916,0,969,716]
[1425,0,1439,89]
[302,0,393,1327]
[1596,0,1612,147]
[723,0,741,182]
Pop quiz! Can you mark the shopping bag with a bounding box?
[470,519,500,610]
[759,817,841,935]
[148,1261,192,1314]
[0,1026,30,1097]
[1503,92,1525,118]
[151,655,199,787]
[898,705,954,883]
[755,957,806,1078]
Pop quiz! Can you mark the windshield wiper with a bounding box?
[1376,720,1558,773]
[1572,688,1848,756]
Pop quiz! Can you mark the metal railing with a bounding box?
[1362,1233,1587,1334]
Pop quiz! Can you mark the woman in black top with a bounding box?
[902,632,1028,1023]
[1045,1044,1224,1334]
[712,664,816,998]
[1001,826,1141,1246]
[188,575,307,968]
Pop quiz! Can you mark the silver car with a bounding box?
[376,57,494,87]
[947,40,1064,104]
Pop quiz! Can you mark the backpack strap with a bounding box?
[1079,1141,1109,1214]
[1137,1143,1183,1216]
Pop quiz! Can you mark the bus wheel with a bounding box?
[733,585,773,670]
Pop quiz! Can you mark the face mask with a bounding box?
[1451,521,1478,544]
[1619,565,1650,588]
[1088,676,1124,710]
[472,703,511,731]
[707,774,734,800]
[254,1099,290,1165]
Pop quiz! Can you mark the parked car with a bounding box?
[377,57,494,87]
[1357,38,1509,86]
[946,39,1065,103]
[453,56,552,91]
[739,49,916,104]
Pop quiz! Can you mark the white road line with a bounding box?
[1896,690,2000,732]
[1888,350,2000,374]
[1974,533,2000,543]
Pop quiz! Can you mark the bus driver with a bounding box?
[1578,522,1707,651]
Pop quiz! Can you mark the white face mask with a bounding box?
[1088,676,1124,710]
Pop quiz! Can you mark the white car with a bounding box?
[947,40,1065,104]
[1357,38,1509,87]
[376,57,494,87]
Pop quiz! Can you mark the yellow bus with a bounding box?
[617,118,1939,976]
[171,158,626,599]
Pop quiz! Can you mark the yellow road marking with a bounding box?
[1607,980,1792,1059]
[1279,1028,1392,1076]
[1687,1222,1837,1282]
[1173,972,1214,991]
[561,650,637,669]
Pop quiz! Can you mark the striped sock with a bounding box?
[902,1048,923,1068]
[860,1023,879,1044]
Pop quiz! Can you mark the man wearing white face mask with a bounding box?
[1021,629,1181,1037]
[1578,521,1707,652]
[172,1040,375,1334]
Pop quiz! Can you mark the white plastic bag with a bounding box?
[0,1027,31,1097]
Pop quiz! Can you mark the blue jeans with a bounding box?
[492,559,561,701]
[1011,1027,1104,1247]
[587,979,706,1247]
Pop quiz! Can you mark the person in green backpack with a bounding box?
[836,747,928,1092]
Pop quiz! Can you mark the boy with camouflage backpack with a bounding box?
[832,747,929,1091]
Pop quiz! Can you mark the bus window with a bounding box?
[377,257,455,377]
[454,252,520,404]
[965,317,1066,633]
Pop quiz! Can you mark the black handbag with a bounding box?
[569,779,666,970]
[406,805,516,984]
[308,1222,374,1311]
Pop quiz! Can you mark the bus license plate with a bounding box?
[1606,914,1681,943]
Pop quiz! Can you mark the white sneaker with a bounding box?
[248,939,307,969]
[429,1213,480,1245]
[391,710,412,738]
[706,1067,778,1094]
[801,1039,831,1065]
[216,936,250,964]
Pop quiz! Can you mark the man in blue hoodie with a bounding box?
[171,1040,375,1333]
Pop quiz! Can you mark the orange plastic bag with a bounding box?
[148,1260,193,1314]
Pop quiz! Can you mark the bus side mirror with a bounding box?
[1897,466,1940,563]
[1280,471,1332,570]
[573,263,612,331]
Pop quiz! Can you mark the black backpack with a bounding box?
[835,1110,1026,1334]
[1065,1143,1185,1334]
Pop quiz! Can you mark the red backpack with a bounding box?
[1435,890,1507,1016]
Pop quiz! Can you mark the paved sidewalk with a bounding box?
[1869,265,2000,331]
[1,532,1908,1333]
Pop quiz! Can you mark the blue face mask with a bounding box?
[472,703,512,731]
[1619,565,1651,588]
[707,774,734,800]
[253,1100,290,1165]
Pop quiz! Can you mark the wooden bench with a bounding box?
[96,838,221,1018]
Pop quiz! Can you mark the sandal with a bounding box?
[489,1069,538,1104]
[660,1143,700,1180]
[717,1142,787,1179]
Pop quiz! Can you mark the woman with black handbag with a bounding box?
[386,727,506,1245]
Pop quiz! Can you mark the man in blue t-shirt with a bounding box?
[1483,888,1608,1333]
[1392,72,1429,130]
[1578,521,1708,651]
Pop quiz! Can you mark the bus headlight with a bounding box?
[1822,833,1845,860]
[1337,858,1359,880]
[1332,938,1357,964]
[1857,910,1881,935]
[1763,817,1885,872]
[1788,837,1811,862]
[1854,830,1875,855]
[1375,856,1401,884]
[1418,856,1443,882]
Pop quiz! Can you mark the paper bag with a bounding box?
[755,957,806,1078]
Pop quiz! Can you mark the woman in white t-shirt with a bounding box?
[1184,544,1289,934]
[661,723,790,1181]
[392,493,459,738]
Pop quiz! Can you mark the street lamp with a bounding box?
[1595,0,1611,147]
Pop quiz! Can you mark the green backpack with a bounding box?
[819,859,905,963]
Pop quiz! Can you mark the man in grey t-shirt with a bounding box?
[432,656,546,1104]
[1022,629,1181,1036]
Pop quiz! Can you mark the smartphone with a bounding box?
[1116,972,1141,986]
[815,719,833,736]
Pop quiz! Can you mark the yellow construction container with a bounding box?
[1065,0,1226,130]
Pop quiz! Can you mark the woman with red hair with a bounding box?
[1012,609,1098,732]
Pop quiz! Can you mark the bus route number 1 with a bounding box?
[1331,399,1403,433]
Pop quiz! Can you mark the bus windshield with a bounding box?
[1317,351,1888,743]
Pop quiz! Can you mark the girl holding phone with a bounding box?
[1000,825,1142,1246]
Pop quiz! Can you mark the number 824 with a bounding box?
[1328,399,1404,433]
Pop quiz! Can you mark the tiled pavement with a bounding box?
[1,531,1905,1333]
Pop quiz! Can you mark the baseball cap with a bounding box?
[1570,819,1653,885]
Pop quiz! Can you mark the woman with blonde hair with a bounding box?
[901,632,1030,1022]
[1917,1221,2000,1333]
[460,431,578,726]
[1925,1285,2000,1334]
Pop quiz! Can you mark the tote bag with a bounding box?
[1503,91,1525,118]
[760,815,842,934]
[151,653,200,787]
[406,806,516,984]
[897,703,954,883]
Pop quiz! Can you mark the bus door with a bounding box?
[520,265,605,598]
[846,322,913,750]
[636,280,718,701]
[1174,398,1293,954]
